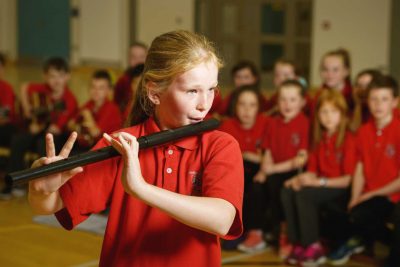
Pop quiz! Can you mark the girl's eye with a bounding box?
[187,89,197,94]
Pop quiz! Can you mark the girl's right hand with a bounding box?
[29,132,83,195]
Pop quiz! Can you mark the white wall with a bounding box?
[136,0,195,46]
[76,0,129,66]
[0,0,17,60]
[311,0,391,86]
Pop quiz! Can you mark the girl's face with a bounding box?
[318,101,341,134]
[320,56,349,90]
[236,91,259,127]
[153,61,218,130]
[278,86,304,121]
[273,63,296,87]
[368,89,398,122]
[233,67,257,88]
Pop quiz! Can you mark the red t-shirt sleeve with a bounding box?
[55,90,78,130]
[0,80,16,123]
[261,120,273,150]
[96,103,122,134]
[55,138,120,230]
[201,132,244,240]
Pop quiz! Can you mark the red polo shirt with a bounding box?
[0,79,16,123]
[356,118,400,202]
[219,114,269,153]
[28,83,78,130]
[79,99,122,135]
[261,112,309,163]
[55,117,244,267]
[307,131,356,178]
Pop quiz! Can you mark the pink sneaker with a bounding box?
[302,242,326,267]
[286,245,305,265]
[237,230,267,253]
[279,233,292,260]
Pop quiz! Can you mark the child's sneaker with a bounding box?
[279,232,292,260]
[328,237,365,266]
[286,245,305,265]
[302,242,326,267]
[237,230,267,253]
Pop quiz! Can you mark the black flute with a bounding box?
[6,118,220,187]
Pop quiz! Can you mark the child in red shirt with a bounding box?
[266,59,298,116]
[329,75,400,265]
[0,53,17,150]
[114,42,147,112]
[68,70,122,152]
[219,60,268,116]
[254,79,310,253]
[219,85,269,252]
[282,90,356,265]
[312,49,353,116]
[28,30,244,267]
[2,58,77,199]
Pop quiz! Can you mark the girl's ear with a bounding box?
[146,81,160,105]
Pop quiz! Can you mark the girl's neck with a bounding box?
[326,127,337,137]
[375,113,393,130]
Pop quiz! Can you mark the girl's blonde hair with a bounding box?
[128,30,223,125]
[313,89,348,148]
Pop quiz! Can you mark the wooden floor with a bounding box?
[0,196,380,267]
[0,64,382,266]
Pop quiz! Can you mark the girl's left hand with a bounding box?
[103,132,146,197]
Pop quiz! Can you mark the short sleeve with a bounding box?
[55,138,120,230]
[201,132,244,240]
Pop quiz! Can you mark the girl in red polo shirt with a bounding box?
[281,90,356,266]
[219,85,269,252]
[254,79,310,256]
[28,30,244,267]
[312,49,353,115]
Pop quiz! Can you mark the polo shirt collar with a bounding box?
[144,117,199,150]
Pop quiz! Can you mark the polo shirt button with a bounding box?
[168,149,173,155]
[166,167,172,174]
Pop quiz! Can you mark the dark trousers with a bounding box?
[242,160,267,231]
[266,170,298,240]
[387,202,400,266]
[350,196,394,246]
[281,186,349,247]
[0,123,16,148]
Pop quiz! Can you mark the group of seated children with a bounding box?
[218,49,400,267]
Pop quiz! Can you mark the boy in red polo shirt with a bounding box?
[28,30,243,267]
[68,70,122,152]
[254,79,309,252]
[1,57,77,199]
[329,75,400,265]
[0,53,17,151]
[220,85,269,252]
